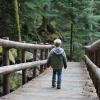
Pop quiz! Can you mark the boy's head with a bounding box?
[54,39,62,47]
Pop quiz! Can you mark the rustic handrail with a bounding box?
[0,38,52,95]
[84,39,100,51]
[0,38,53,49]
[84,55,100,99]
[0,60,47,75]
[84,39,100,99]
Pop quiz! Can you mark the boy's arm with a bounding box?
[63,52,67,69]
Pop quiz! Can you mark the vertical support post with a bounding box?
[44,48,49,69]
[97,50,100,68]
[93,51,96,65]
[89,51,93,78]
[21,49,27,85]
[98,77,100,99]
[33,49,37,78]
[95,50,98,67]
[40,48,44,73]
[2,37,10,95]
[45,49,48,59]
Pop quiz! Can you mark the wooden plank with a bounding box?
[0,62,99,100]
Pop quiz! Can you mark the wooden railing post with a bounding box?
[98,76,100,99]
[33,49,37,78]
[40,48,44,73]
[44,49,48,59]
[2,37,10,95]
[44,44,49,69]
[21,49,27,85]
[44,43,49,60]
[95,50,98,67]
[96,50,100,68]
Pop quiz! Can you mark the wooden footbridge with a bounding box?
[0,38,100,100]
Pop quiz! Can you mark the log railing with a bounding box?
[84,39,100,99]
[0,38,53,95]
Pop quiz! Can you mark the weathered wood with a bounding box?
[98,78,100,99]
[40,49,44,73]
[95,50,99,67]
[0,60,47,75]
[44,49,48,60]
[3,74,10,95]
[2,37,10,95]
[84,39,100,51]
[21,49,27,85]
[44,49,49,69]
[0,62,99,100]
[0,39,53,49]
[2,47,9,66]
[84,40,100,98]
[85,55,100,98]
[0,38,52,96]
[96,51,100,68]
[33,49,37,78]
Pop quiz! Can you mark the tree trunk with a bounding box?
[70,0,74,61]
[89,0,94,42]
[13,0,21,62]
[42,5,49,32]
[70,23,73,61]
[13,0,21,42]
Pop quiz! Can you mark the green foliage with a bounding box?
[9,49,17,63]
[10,73,21,90]
[0,0,100,61]
[26,51,33,60]
[0,47,17,64]
[0,0,100,94]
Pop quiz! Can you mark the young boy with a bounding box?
[47,39,67,89]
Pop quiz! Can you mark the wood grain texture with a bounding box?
[0,62,99,100]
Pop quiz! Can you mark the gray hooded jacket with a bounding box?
[47,47,67,69]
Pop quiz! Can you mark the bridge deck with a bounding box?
[0,62,99,100]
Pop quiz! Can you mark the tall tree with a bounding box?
[13,0,21,41]
[69,0,74,61]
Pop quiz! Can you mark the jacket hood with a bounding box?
[51,47,64,55]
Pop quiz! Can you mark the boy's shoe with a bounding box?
[52,84,56,88]
[57,85,61,89]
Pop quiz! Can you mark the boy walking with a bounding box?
[47,39,67,89]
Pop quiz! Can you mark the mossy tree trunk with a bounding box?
[13,0,21,42]
[13,0,22,62]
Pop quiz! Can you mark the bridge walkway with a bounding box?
[0,62,99,100]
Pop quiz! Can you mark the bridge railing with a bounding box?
[84,39,100,98]
[0,38,53,95]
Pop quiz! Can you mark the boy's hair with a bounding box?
[54,39,62,47]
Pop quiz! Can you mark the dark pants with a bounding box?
[52,69,62,86]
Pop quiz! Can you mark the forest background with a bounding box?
[0,0,100,92]
[0,0,100,60]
